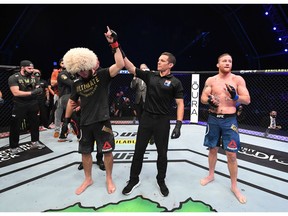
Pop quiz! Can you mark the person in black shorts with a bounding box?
[60,26,124,195]
[8,60,46,154]
[69,59,105,171]
[122,52,184,197]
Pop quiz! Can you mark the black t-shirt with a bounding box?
[70,68,112,126]
[37,78,49,102]
[135,68,184,115]
[8,72,40,103]
[57,70,74,97]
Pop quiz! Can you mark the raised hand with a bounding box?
[104,26,118,43]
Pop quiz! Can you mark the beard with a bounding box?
[24,70,33,77]
[79,70,93,81]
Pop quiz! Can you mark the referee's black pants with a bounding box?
[9,101,40,148]
[130,111,170,183]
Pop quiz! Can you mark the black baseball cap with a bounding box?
[20,60,33,67]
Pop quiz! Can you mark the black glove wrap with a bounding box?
[31,88,43,96]
[208,95,218,108]
[109,29,120,54]
[110,29,118,43]
[60,118,71,139]
[171,120,182,139]
[227,85,239,101]
[63,117,71,124]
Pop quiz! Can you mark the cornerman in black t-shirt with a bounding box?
[122,52,185,197]
[54,68,75,138]
[8,60,46,154]
[59,26,124,195]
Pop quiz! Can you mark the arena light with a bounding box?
[265,11,269,15]
[284,49,288,52]
[119,70,129,74]
[264,5,288,54]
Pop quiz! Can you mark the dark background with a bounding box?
[1,4,288,137]
[0,4,288,80]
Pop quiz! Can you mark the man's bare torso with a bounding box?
[207,73,240,114]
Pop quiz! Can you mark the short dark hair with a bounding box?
[20,60,33,67]
[161,52,176,66]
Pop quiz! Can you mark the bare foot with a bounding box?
[200,176,214,186]
[106,179,116,194]
[75,179,93,195]
[231,188,247,204]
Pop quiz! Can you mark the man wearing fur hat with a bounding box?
[60,26,124,195]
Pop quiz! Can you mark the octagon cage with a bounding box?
[0,66,287,142]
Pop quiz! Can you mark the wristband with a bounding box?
[233,94,239,101]
[110,42,119,54]
[63,117,71,124]
[110,41,119,49]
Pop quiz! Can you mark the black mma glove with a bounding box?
[208,95,218,108]
[171,120,182,139]
[107,28,126,58]
[59,117,71,139]
[110,29,118,43]
[31,88,43,96]
[226,84,239,101]
[108,28,120,54]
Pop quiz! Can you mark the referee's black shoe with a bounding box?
[157,181,169,197]
[122,179,141,195]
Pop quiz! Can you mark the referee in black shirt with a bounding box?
[122,52,184,197]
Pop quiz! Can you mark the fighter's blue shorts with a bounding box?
[203,113,240,152]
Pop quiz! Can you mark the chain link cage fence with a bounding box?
[1,66,287,141]
[0,66,20,133]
